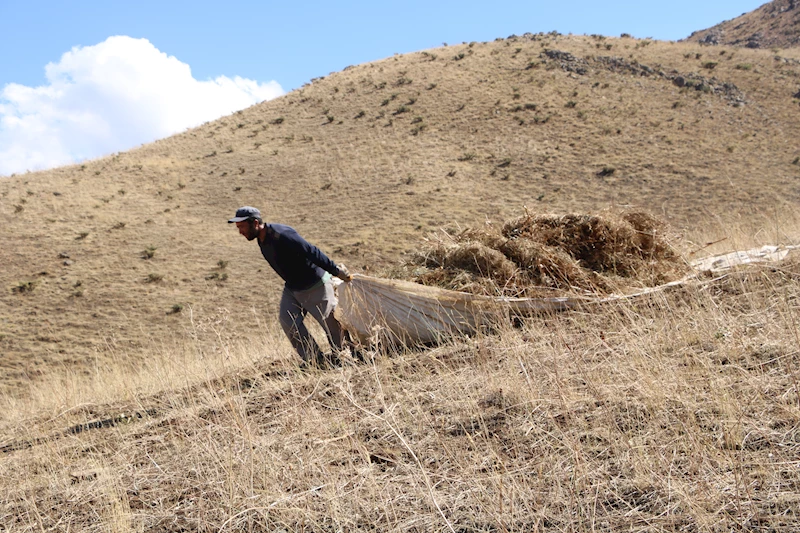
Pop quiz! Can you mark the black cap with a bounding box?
[228,206,261,223]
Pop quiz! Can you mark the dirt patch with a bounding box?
[405,210,687,297]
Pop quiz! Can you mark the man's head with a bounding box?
[228,206,262,241]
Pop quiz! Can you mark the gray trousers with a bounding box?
[279,280,346,362]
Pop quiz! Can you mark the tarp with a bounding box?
[335,245,797,346]
[690,244,795,272]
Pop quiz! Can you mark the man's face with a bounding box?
[236,220,258,241]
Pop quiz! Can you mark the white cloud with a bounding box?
[0,36,284,176]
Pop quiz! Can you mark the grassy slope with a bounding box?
[1,259,799,531]
[2,33,799,395]
[1,32,800,531]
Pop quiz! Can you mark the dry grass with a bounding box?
[2,252,799,531]
[3,33,800,394]
[2,26,800,532]
[406,209,686,297]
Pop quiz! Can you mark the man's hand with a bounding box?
[336,263,353,282]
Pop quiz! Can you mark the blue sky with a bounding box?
[0,0,767,176]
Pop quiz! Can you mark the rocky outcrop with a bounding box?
[540,50,747,106]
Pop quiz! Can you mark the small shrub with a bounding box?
[167,304,184,315]
[454,53,465,61]
[326,115,335,123]
[393,105,409,115]
[12,281,36,294]
[76,232,89,240]
[792,157,800,165]
[565,101,577,108]
[597,166,616,177]
[270,117,284,125]
[142,246,156,260]
[146,273,163,283]
[701,62,718,70]
[354,110,366,119]
[735,63,753,71]
[217,260,228,269]
[458,153,476,162]
[497,158,512,168]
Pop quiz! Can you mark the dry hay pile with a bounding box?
[407,210,687,297]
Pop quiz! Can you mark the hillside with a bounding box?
[2,33,800,396]
[2,256,799,530]
[2,29,800,532]
[686,0,800,48]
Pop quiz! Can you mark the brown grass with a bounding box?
[3,33,800,393]
[1,254,799,531]
[2,27,800,532]
[407,209,687,297]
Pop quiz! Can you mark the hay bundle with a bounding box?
[407,209,685,297]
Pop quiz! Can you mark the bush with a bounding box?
[12,281,36,294]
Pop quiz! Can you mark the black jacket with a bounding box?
[258,224,341,291]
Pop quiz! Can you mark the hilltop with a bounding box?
[686,0,800,48]
[2,32,800,395]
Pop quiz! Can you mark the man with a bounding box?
[228,206,354,366]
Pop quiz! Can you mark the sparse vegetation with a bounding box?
[3,27,800,533]
[12,280,36,294]
[598,165,616,176]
